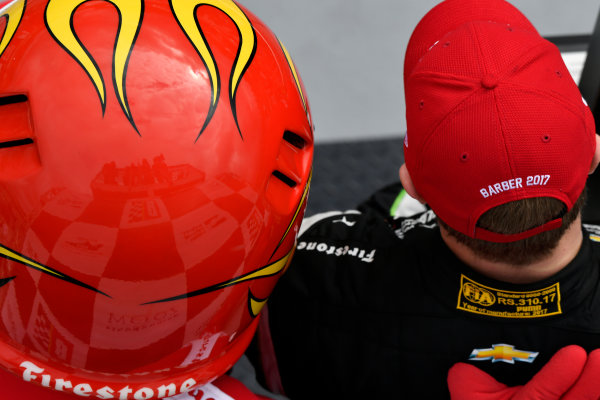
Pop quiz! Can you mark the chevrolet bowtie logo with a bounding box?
[469,344,539,364]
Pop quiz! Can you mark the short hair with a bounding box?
[437,189,586,265]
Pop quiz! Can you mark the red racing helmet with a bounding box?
[0,0,313,398]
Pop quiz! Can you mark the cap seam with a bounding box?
[414,87,482,175]
[491,87,517,182]
[471,21,490,76]
[470,22,520,210]
[497,34,551,80]
[500,82,593,133]
[462,88,513,231]
[408,71,481,84]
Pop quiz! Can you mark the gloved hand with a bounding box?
[447,345,588,400]
[561,348,600,400]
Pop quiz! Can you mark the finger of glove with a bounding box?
[448,362,520,400]
[513,345,587,400]
[562,348,600,400]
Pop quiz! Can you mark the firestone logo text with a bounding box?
[20,361,197,399]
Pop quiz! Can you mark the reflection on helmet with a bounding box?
[0,0,313,398]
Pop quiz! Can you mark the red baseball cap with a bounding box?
[403,0,597,242]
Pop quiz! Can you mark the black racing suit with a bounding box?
[266,183,600,399]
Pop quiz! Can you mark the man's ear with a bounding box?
[399,164,426,204]
[591,134,600,174]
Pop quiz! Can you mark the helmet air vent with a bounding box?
[283,130,306,149]
[0,138,33,148]
[265,128,312,214]
[0,94,28,106]
[272,170,297,188]
[0,93,40,180]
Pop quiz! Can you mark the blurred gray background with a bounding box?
[244,0,600,143]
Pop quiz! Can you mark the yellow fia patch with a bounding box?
[457,274,561,318]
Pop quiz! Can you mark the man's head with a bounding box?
[0,0,313,398]
[400,0,599,249]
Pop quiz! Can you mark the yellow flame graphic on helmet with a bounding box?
[0,244,64,279]
[279,39,307,114]
[247,247,295,317]
[0,0,25,59]
[144,246,294,306]
[248,173,310,316]
[45,0,143,132]
[270,169,311,259]
[0,243,109,296]
[279,38,313,130]
[248,290,268,317]
[170,0,256,140]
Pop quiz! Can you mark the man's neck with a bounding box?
[440,216,584,284]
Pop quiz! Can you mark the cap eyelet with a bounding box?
[443,41,450,47]
[460,152,469,162]
[555,70,562,78]
[419,100,425,110]
[541,134,551,143]
[507,25,513,32]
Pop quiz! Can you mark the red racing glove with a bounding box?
[447,345,588,400]
[561,348,600,400]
